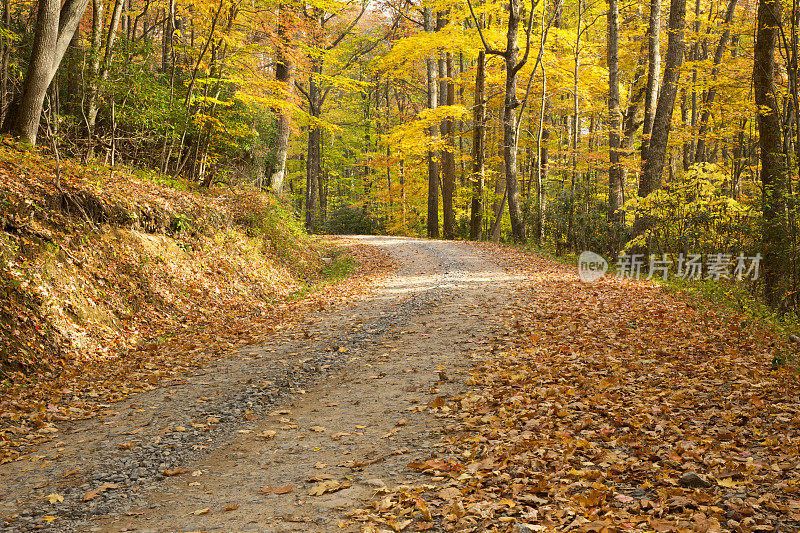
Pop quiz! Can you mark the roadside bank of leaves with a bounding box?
[0,145,394,464]
[357,247,800,532]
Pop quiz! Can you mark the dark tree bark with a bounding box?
[639,0,685,198]
[470,50,486,240]
[161,0,175,72]
[754,0,788,306]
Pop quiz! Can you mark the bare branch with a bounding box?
[512,0,542,76]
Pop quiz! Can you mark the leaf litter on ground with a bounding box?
[0,145,395,464]
[354,243,800,532]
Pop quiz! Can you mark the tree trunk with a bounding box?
[1,0,11,123]
[8,0,89,144]
[641,0,661,165]
[695,0,738,162]
[490,105,507,238]
[470,50,486,240]
[12,0,59,144]
[270,3,292,195]
[161,0,175,72]
[305,61,322,232]
[639,0,685,198]
[442,52,456,239]
[87,0,125,143]
[85,0,103,154]
[502,0,527,243]
[754,0,788,306]
[424,7,439,238]
[607,0,624,246]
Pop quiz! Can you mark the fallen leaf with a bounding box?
[386,517,412,531]
[309,480,349,496]
[259,485,294,495]
[191,508,210,515]
[427,396,446,409]
[46,493,63,504]
[83,483,119,501]
[307,473,334,482]
[163,467,190,477]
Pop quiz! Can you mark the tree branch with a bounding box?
[327,1,367,50]
[294,80,311,102]
[512,0,541,76]
[466,0,506,57]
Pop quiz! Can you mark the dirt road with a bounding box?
[0,236,528,532]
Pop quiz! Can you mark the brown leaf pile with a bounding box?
[358,245,800,532]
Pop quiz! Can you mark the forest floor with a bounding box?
[1,236,800,532]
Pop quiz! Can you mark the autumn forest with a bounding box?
[4,0,800,527]
[0,0,797,309]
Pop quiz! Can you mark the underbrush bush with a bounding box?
[324,205,386,235]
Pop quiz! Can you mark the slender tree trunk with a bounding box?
[162,0,175,72]
[305,60,323,232]
[470,50,486,240]
[641,0,661,165]
[607,0,624,247]
[537,106,549,245]
[85,0,103,155]
[490,187,507,242]
[87,0,125,138]
[639,0,686,198]
[754,0,788,306]
[490,105,507,238]
[442,51,456,239]
[695,0,739,162]
[0,0,11,123]
[424,7,439,238]
[569,0,583,249]
[270,3,292,194]
[621,36,648,188]
[467,0,534,242]
[502,0,527,242]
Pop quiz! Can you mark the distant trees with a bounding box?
[3,0,800,309]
